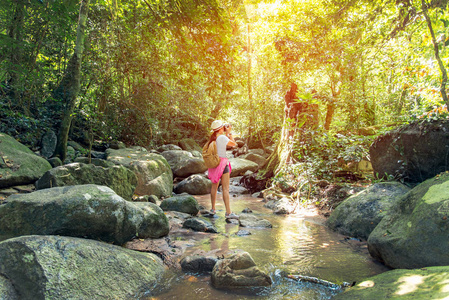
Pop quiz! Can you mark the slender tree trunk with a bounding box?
[8,0,26,103]
[53,0,90,161]
[422,0,449,106]
[259,83,319,179]
[247,23,255,146]
[324,103,334,130]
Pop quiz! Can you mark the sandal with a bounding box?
[225,212,239,220]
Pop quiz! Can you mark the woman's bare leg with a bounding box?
[221,172,231,214]
[210,181,220,211]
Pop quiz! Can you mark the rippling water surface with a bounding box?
[149,194,389,300]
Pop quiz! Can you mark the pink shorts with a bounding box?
[207,157,232,183]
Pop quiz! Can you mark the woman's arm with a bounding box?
[225,126,237,147]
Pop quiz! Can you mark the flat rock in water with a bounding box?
[183,217,218,233]
[180,255,218,273]
[239,214,272,228]
[236,230,252,236]
[264,197,294,214]
[0,235,165,300]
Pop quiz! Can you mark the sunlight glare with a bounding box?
[395,275,428,296]
[440,279,449,293]
[358,280,375,288]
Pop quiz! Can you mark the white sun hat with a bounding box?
[211,120,224,132]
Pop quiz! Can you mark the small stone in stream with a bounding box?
[183,218,218,233]
[226,218,239,225]
[200,209,218,218]
[180,255,218,273]
[236,230,251,236]
[242,208,253,213]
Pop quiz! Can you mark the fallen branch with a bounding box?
[287,274,354,290]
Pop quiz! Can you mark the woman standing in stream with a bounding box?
[206,120,239,220]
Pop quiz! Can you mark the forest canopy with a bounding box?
[1,0,449,178]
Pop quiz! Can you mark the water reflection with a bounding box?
[150,194,389,299]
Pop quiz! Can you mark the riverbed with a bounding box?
[149,194,390,299]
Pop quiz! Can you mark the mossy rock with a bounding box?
[334,266,449,299]
[326,182,410,240]
[106,148,173,198]
[0,184,169,244]
[368,172,449,268]
[0,235,165,299]
[160,195,200,215]
[0,133,52,188]
[178,138,202,152]
[35,162,137,201]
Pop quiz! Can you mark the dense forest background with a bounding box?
[2,0,449,192]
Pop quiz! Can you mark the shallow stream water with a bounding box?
[149,194,390,299]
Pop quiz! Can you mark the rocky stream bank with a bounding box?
[2,119,449,299]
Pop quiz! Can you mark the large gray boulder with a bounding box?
[370,119,449,183]
[0,274,17,300]
[160,150,207,178]
[0,235,165,300]
[174,174,211,195]
[326,182,411,240]
[368,173,449,268]
[35,162,137,201]
[228,158,259,177]
[106,148,173,198]
[0,185,169,244]
[0,133,52,188]
[211,251,272,289]
[242,153,267,168]
[160,195,200,215]
[334,266,449,300]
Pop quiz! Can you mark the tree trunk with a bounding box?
[324,103,334,130]
[422,0,449,106]
[8,0,26,104]
[259,83,319,179]
[247,23,255,147]
[53,0,90,161]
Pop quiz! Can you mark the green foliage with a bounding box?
[272,127,377,200]
[2,0,449,183]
